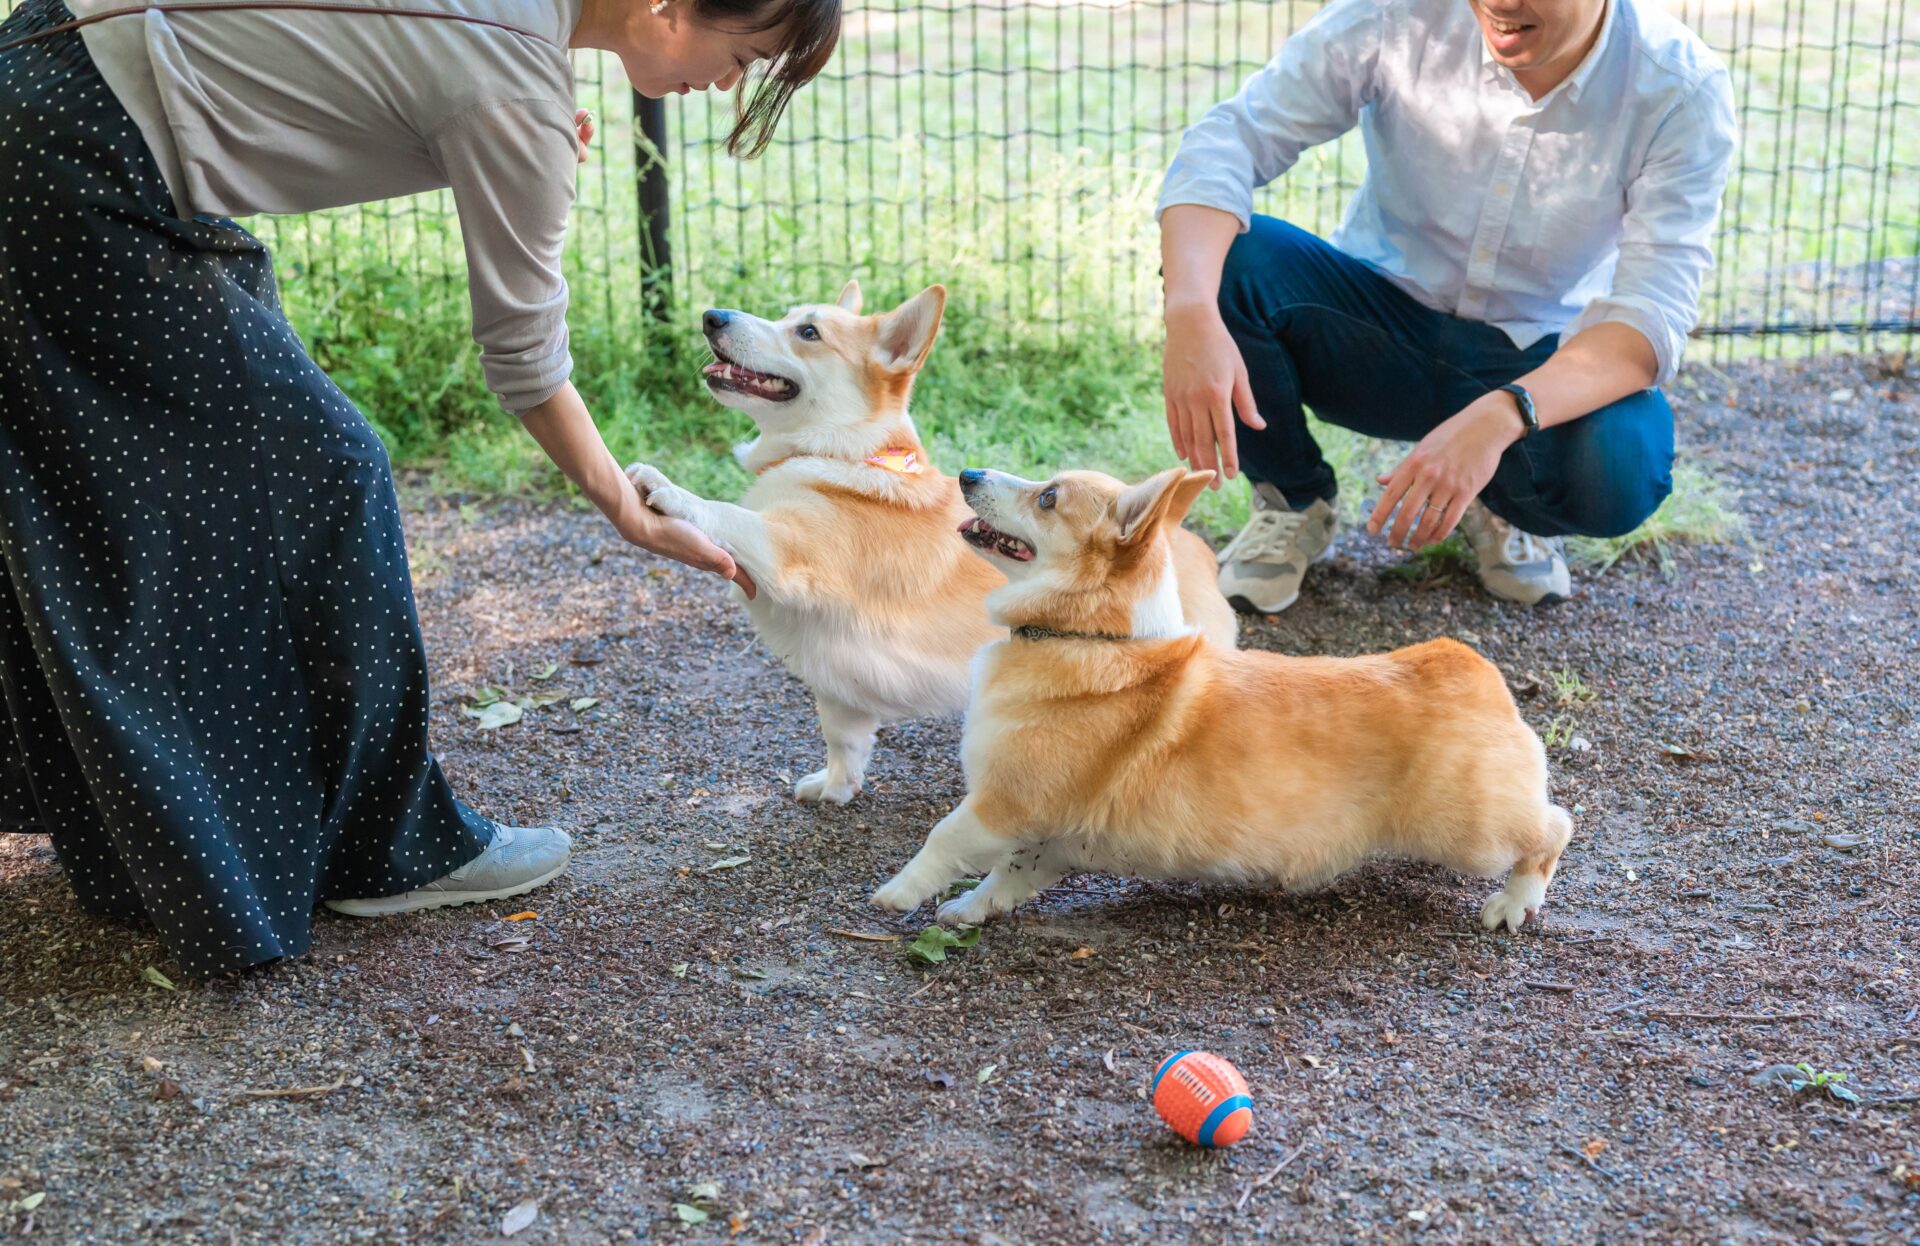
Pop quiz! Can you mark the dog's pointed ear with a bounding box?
[1165,469,1215,524]
[837,279,863,314]
[875,284,947,371]
[1114,467,1188,544]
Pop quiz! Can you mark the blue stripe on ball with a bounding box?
[1197,1094,1252,1147]
[1152,1050,1193,1096]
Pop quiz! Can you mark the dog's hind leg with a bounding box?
[935,840,1072,926]
[873,800,1007,913]
[794,695,878,805]
[1480,805,1574,933]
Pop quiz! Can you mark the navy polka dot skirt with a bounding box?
[0,0,495,974]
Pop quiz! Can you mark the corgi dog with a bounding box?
[625,283,1238,804]
[872,466,1573,932]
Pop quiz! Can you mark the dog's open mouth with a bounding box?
[702,349,798,402]
[959,516,1035,562]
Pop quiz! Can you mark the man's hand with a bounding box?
[1163,301,1266,489]
[1368,394,1524,548]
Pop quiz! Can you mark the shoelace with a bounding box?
[1469,507,1561,567]
[1217,506,1312,564]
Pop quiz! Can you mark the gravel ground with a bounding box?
[3,355,1917,1246]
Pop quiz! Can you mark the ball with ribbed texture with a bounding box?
[1151,1050,1253,1147]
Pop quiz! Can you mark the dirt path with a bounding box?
[3,355,1916,1245]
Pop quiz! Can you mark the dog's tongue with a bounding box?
[702,361,725,377]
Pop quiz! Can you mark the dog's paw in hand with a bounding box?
[624,461,670,497]
[625,462,694,520]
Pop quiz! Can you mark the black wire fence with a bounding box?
[5,0,1916,362]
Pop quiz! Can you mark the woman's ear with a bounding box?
[837,278,863,314]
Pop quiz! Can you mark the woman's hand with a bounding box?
[517,382,756,599]
[1163,301,1266,489]
[1368,395,1524,548]
[609,483,759,599]
[574,109,595,164]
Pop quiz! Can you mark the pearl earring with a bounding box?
[650,0,668,12]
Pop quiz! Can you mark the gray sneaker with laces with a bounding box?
[1215,483,1338,614]
[324,825,573,917]
[1459,500,1570,605]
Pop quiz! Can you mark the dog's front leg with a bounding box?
[624,462,776,583]
[935,840,1072,926]
[872,800,1006,914]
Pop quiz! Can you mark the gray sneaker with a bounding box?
[1459,501,1570,605]
[1215,483,1338,614]
[324,825,572,917]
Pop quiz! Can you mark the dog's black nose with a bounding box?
[958,469,986,489]
[702,309,731,334]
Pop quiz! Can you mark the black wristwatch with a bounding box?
[1498,383,1539,439]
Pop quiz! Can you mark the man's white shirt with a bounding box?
[1157,0,1738,385]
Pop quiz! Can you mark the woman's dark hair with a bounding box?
[694,0,841,158]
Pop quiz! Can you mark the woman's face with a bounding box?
[618,5,783,98]
[1466,0,1608,76]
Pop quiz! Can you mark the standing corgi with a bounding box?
[873,465,1572,931]
[626,285,1237,804]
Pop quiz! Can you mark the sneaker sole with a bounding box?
[323,858,569,918]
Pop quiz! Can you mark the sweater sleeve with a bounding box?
[428,99,577,413]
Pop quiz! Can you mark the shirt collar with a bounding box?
[1479,0,1617,106]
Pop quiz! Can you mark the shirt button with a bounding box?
[1476,249,1492,263]
[1494,182,1512,196]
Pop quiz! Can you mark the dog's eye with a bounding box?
[796,324,821,342]
[1036,487,1057,511]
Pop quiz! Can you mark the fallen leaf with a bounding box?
[1070,947,1096,960]
[156,1078,183,1101]
[470,685,507,707]
[503,911,537,922]
[142,966,177,991]
[802,1230,828,1246]
[568,654,604,666]
[489,936,532,953]
[142,1056,166,1074]
[1102,1048,1116,1073]
[686,1181,722,1202]
[924,1070,955,1090]
[847,1152,887,1169]
[671,963,689,978]
[1582,1138,1607,1159]
[976,1062,998,1084]
[521,1047,536,1073]
[18,1192,45,1212]
[501,1199,539,1236]
[705,855,751,872]
[904,925,981,965]
[826,927,900,943]
[733,967,768,980]
[1301,1054,1324,1069]
[672,1203,710,1224]
[465,701,523,730]
[530,661,560,681]
[569,696,600,712]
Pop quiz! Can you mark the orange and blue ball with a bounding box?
[1151,1050,1253,1147]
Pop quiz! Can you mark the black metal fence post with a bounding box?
[633,90,672,324]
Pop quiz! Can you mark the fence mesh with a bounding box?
[5,0,1917,362]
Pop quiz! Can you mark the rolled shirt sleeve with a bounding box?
[428,99,578,413]
[1155,0,1385,230]
[1566,69,1738,387]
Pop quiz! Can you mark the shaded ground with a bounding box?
[3,356,1917,1245]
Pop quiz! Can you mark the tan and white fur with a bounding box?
[626,283,1237,804]
[872,466,1572,932]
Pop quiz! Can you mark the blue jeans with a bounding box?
[1219,217,1675,539]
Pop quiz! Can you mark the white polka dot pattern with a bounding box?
[0,0,495,975]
